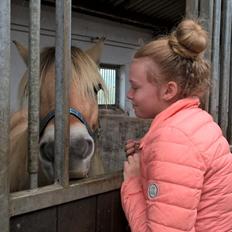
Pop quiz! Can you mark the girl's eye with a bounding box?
[132,86,139,90]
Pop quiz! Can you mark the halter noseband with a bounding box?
[40,108,94,138]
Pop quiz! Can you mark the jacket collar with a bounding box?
[139,97,200,148]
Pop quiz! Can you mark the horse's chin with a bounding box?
[39,154,91,183]
[69,170,88,179]
[68,159,91,179]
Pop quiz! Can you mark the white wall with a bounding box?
[11,2,153,114]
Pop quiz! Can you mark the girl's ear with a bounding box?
[162,81,179,101]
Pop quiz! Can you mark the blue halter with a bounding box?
[39,108,94,138]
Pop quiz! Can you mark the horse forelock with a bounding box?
[18,46,107,108]
[71,47,107,101]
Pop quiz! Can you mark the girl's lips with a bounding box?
[133,105,138,110]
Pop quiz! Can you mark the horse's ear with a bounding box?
[13,41,28,66]
[85,37,105,65]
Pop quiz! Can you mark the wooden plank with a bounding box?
[199,0,214,112]
[96,190,130,232]
[55,0,71,187]
[209,0,221,122]
[185,0,199,18]
[219,0,232,136]
[10,171,122,217]
[10,190,130,232]
[227,0,232,144]
[0,0,11,231]
[57,196,96,232]
[28,0,40,189]
[10,207,56,232]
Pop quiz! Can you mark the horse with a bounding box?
[9,39,106,192]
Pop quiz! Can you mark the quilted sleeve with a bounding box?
[121,176,147,230]
[121,126,206,232]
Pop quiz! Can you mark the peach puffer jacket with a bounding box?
[121,97,232,232]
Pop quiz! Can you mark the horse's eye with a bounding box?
[94,83,102,94]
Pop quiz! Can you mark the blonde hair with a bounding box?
[18,46,107,107]
[134,19,210,98]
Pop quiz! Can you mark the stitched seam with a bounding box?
[154,125,210,169]
[150,178,202,190]
[148,198,198,211]
[148,217,194,232]
[148,158,205,172]
[213,152,231,162]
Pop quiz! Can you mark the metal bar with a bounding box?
[124,0,145,9]
[138,0,159,14]
[210,0,221,122]
[185,0,199,18]
[10,171,123,217]
[160,2,185,18]
[146,0,176,16]
[0,0,11,231]
[199,0,214,112]
[11,23,140,50]
[219,0,232,136]
[28,0,41,189]
[227,0,232,143]
[55,0,72,187]
[70,4,162,31]
[116,68,120,106]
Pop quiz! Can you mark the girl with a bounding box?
[121,19,232,232]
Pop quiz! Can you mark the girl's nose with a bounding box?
[127,89,133,100]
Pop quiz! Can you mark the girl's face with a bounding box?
[127,58,168,119]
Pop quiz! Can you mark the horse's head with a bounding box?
[14,40,106,183]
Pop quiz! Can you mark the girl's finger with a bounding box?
[127,155,135,164]
[125,145,134,153]
[125,141,135,150]
[126,139,134,144]
[124,160,129,169]
[126,147,135,156]
[133,152,140,160]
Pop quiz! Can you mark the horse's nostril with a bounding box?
[40,142,54,162]
[70,138,94,159]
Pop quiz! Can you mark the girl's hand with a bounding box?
[123,153,140,181]
[125,139,140,157]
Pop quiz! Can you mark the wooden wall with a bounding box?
[10,189,130,232]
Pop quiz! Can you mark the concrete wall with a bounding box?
[11,2,153,114]
[97,112,151,173]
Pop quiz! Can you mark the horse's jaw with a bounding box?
[39,123,95,184]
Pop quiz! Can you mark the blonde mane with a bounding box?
[18,46,106,108]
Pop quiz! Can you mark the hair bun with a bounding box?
[169,19,208,59]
